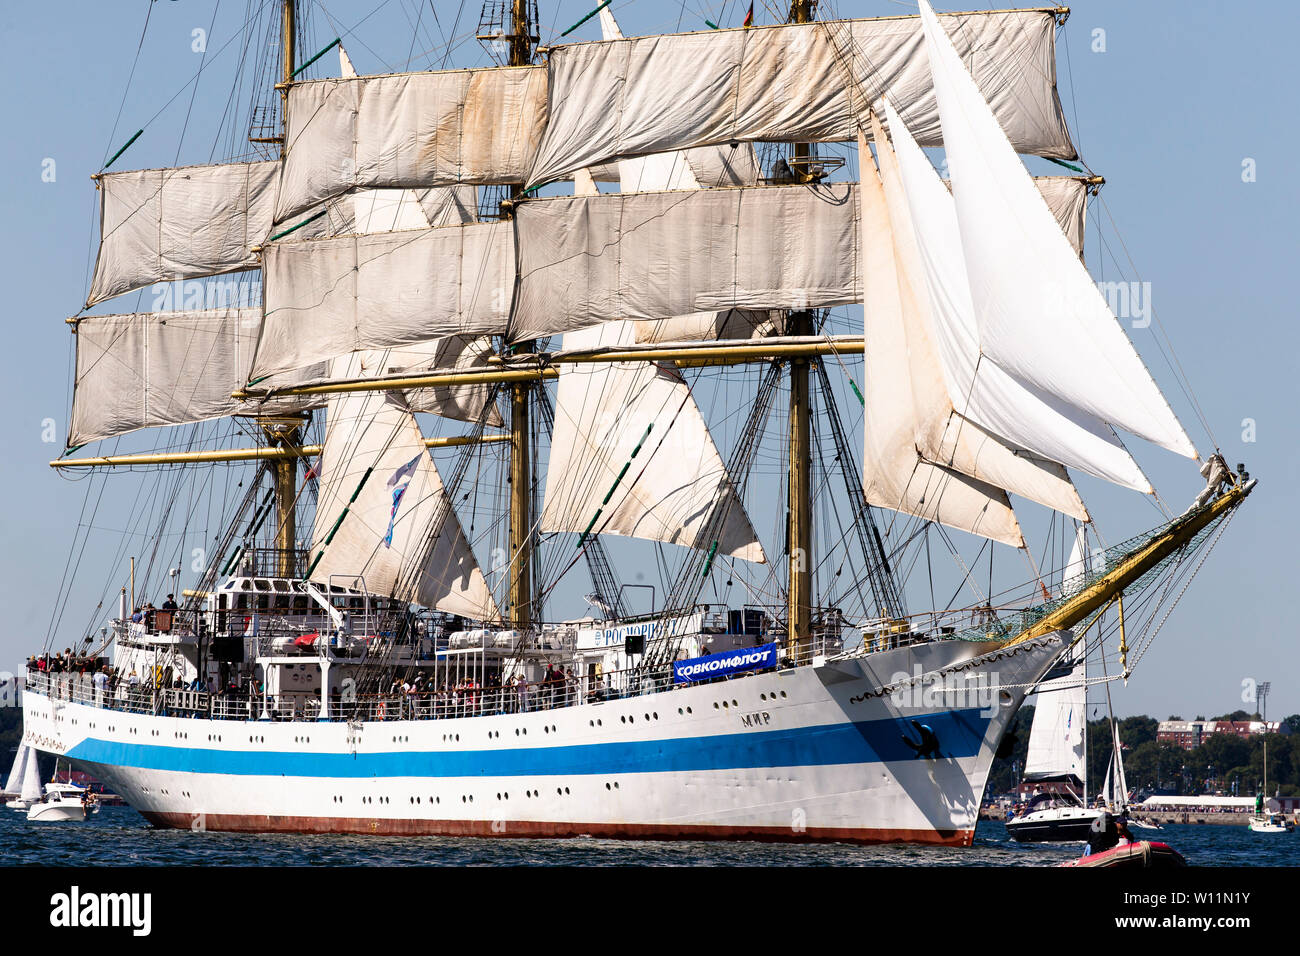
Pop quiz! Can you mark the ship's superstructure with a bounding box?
[22,0,1252,845]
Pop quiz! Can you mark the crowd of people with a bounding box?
[360,663,590,720]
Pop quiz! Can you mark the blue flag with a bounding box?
[383,454,423,548]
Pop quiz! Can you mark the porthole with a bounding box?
[713,702,720,709]
[605,783,611,790]
[780,691,787,699]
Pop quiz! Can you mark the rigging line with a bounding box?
[312,0,401,74]
[175,0,225,165]
[1094,193,1218,452]
[102,0,158,166]
[936,522,987,608]
[121,0,279,158]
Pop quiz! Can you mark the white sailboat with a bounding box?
[1007,529,1108,843]
[1248,738,1294,833]
[4,742,43,811]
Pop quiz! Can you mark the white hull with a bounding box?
[26,801,87,823]
[22,635,1065,845]
[1247,816,1291,834]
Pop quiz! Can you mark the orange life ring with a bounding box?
[376,701,387,721]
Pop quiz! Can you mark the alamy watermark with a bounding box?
[889,665,1006,718]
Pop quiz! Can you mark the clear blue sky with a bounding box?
[0,1,1293,722]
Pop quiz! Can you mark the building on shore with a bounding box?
[1156,719,1288,750]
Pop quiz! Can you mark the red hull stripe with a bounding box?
[141,811,973,847]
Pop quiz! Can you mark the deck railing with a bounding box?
[24,638,817,726]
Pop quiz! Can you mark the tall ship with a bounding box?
[22,0,1252,845]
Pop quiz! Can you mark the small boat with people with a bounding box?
[25,759,101,823]
[26,781,100,823]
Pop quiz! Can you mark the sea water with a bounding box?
[0,807,1293,866]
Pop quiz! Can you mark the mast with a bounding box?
[506,0,536,630]
[267,0,301,578]
[786,0,816,660]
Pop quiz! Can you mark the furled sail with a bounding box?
[68,308,323,447]
[511,183,860,341]
[858,135,1025,548]
[254,220,514,379]
[880,99,1152,493]
[542,321,766,563]
[368,337,503,427]
[311,361,499,620]
[633,309,779,344]
[528,9,1075,187]
[277,66,548,221]
[588,144,759,188]
[329,185,478,235]
[918,0,1196,460]
[1031,177,1089,259]
[87,161,281,306]
[1023,650,1087,783]
[869,123,1088,521]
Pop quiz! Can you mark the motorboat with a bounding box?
[26,781,99,823]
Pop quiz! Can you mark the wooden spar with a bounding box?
[507,0,536,633]
[1000,479,1256,647]
[50,434,510,469]
[786,0,815,661]
[232,337,866,402]
[271,0,299,579]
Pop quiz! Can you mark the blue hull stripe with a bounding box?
[65,709,992,778]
